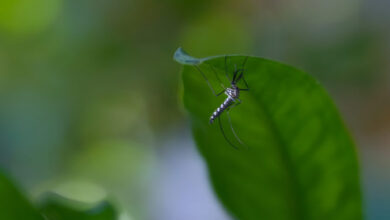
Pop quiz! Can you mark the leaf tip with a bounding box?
[173,47,202,65]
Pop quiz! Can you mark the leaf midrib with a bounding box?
[253,90,306,220]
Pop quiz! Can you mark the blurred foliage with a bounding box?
[176,49,362,219]
[180,13,253,57]
[65,140,154,218]
[0,172,43,220]
[0,0,389,219]
[285,30,387,88]
[0,172,117,220]
[39,193,116,220]
[0,0,61,36]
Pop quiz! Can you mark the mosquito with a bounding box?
[194,56,249,150]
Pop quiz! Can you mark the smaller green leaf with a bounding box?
[38,192,117,220]
[0,172,43,220]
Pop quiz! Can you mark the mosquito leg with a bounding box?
[241,56,249,70]
[194,65,224,97]
[239,80,249,91]
[241,77,249,90]
[217,117,239,150]
[209,65,226,90]
[226,102,248,149]
[224,56,231,82]
[239,56,250,90]
[216,90,225,96]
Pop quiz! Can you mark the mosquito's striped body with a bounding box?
[210,87,239,124]
[194,56,249,149]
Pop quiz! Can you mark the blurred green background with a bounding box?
[0,0,389,219]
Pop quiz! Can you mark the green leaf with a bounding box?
[174,48,363,220]
[0,172,43,220]
[38,193,117,220]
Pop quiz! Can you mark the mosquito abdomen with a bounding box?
[209,98,233,124]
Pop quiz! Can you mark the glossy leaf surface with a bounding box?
[175,48,363,220]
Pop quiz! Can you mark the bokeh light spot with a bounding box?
[52,181,107,204]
